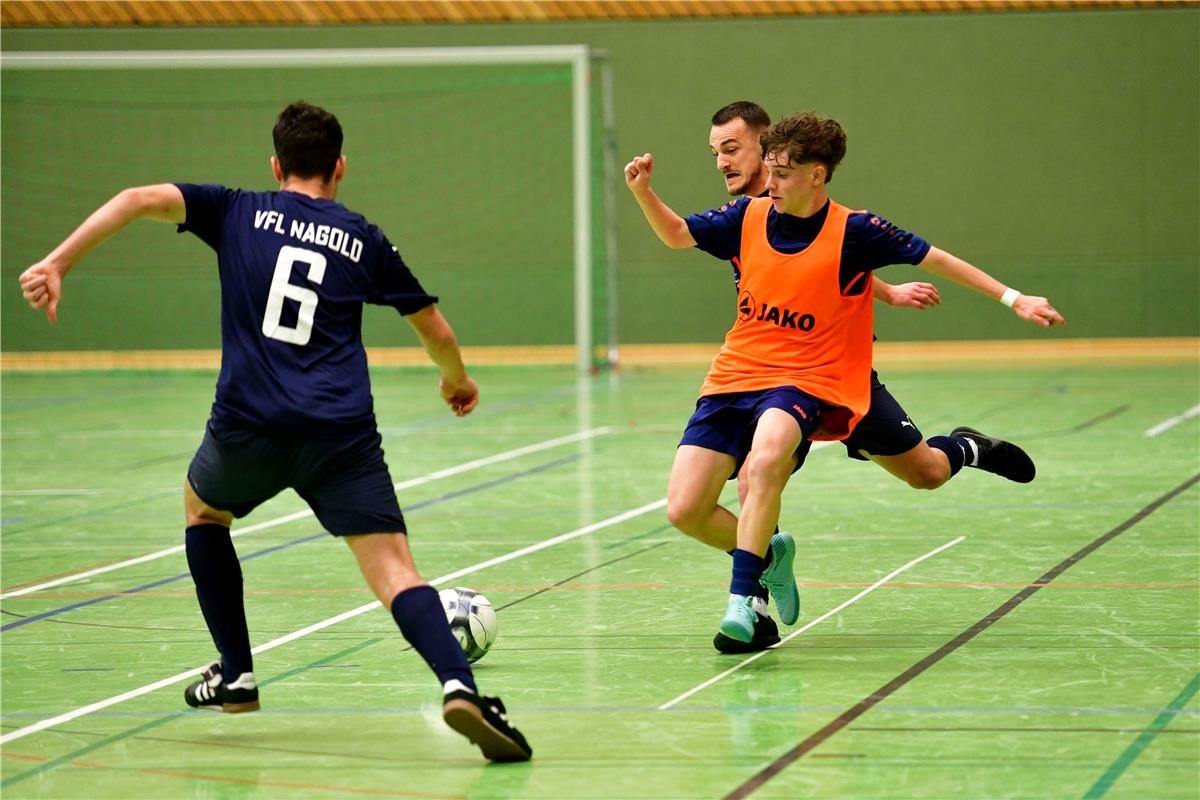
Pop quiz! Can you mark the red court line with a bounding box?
[8,588,372,600]
[794,581,1200,589]
[10,582,1191,601]
[0,751,461,798]
[472,582,665,590]
[0,556,136,593]
[9,582,665,600]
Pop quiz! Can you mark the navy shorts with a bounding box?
[679,386,823,478]
[840,371,924,461]
[187,418,406,536]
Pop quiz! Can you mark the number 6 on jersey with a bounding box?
[262,245,326,345]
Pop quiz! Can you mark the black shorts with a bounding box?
[679,386,823,479]
[840,371,923,461]
[187,418,406,536]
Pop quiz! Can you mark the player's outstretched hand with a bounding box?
[441,374,480,417]
[888,281,940,310]
[623,153,654,193]
[19,259,64,324]
[1012,294,1066,328]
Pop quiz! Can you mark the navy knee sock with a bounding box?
[730,549,767,597]
[729,545,771,601]
[391,586,476,692]
[185,523,253,679]
[927,435,968,478]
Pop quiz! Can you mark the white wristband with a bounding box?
[1000,287,1021,308]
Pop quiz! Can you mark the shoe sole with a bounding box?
[762,534,800,625]
[713,634,781,654]
[222,700,260,713]
[443,699,531,762]
[191,700,261,713]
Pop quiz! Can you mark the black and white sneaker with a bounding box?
[713,607,781,654]
[184,661,260,713]
[951,426,1036,484]
[442,680,533,762]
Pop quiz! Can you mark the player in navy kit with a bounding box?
[625,109,1065,650]
[18,101,531,762]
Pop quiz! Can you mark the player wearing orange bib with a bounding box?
[625,112,1065,642]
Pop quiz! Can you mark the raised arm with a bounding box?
[18,184,186,324]
[918,246,1065,327]
[405,304,479,417]
[623,153,696,249]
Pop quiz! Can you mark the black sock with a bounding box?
[927,435,968,477]
[185,523,253,679]
[391,586,476,692]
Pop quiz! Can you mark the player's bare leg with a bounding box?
[345,532,532,761]
[343,531,426,605]
[666,445,738,550]
[721,410,803,640]
[868,443,951,490]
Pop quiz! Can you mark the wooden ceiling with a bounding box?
[2,1,1185,28]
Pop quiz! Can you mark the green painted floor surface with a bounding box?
[1,362,1197,799]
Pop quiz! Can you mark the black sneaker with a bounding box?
[184,661,261,713]
[951,426,1036,484]
[443,681,533,762]
[713,610,781,654]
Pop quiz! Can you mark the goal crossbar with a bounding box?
[3,45,611,372]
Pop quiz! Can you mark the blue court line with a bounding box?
[1082,672,1200,798]
[1,494,168,539]
[0,452,580,632]
[6,703,1198,722]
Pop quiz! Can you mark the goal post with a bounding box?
[2,46,618,372]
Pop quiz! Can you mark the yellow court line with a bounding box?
[1,338,1196,372]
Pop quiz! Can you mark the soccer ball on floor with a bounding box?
[438,587,498,663]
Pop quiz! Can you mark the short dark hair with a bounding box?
[272,101,343,181]
[711,101,770,131]
[759,112,847,183]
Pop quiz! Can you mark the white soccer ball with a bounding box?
[438,587,498,663]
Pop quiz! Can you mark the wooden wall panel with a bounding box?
[2,0,1188,27]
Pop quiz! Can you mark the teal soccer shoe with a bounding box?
[760,532,800,625]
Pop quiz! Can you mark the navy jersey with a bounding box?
[685,196,932,293]
[176,184,437,433]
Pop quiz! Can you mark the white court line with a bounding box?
[0,427,612,600]
[658,535,966,711]
[0,496,668,745]
[1144,403,1200,437]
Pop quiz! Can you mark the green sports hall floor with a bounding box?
[1,358,1196,799]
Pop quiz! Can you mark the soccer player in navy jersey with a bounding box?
[18,101,532,762]
[625,110,1065,646]
[694,102,1058,654]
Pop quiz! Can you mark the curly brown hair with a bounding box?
[758,112,847,184]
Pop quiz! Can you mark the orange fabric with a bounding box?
[699,197,874,440]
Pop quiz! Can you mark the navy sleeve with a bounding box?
[369,231,438,315]
[174,183,234,252]
[844,211,932,272]
[684,195,752,262]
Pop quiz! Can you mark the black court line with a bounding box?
[1024,405,1132,440]
[852,725,1199,735]
[1068,405,1132,432]
[724,472,1200,800]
